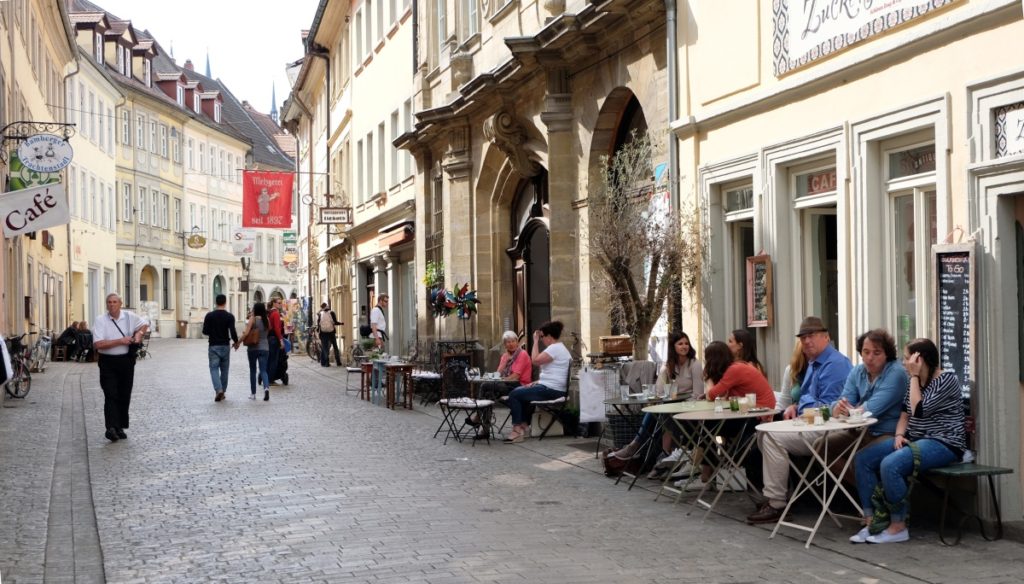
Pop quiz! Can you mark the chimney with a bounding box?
[184,59,194,71]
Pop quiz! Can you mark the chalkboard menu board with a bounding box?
[746,254,773,328]
[934,244,975,400]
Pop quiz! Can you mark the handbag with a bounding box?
[241,327,260,347]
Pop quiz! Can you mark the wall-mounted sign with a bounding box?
[282,230,298,245]
[772,0,960,76]
[9,152,60,190]
[187,234,207,249]
[933,243,975,400]
[231,227,255,256]
[1,183,69,238]
[796,168,837,198]
[746,254,773,328]
[16,134,74,173]
[319,207,352,225]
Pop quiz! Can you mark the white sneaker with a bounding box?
[655,448,685,468]
[849,526,870,543]
[866,528,909,544]
[668,463,694,479]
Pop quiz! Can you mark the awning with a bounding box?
[378,220,414,248]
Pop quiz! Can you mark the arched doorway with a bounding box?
[139,266,158,303]
[253,288,265,304]
[506,171,550,347]
[213,275,225,299]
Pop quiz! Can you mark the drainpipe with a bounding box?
[665,0,679,213]
[62,53,81,323]
[290,93,315,318]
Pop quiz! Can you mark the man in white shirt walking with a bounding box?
[91,293,149,442]
[370,294,389,350]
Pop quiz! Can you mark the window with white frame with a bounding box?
[366,131,374,196]
[99,181,107,229]
[199,205,206,232]
[174,199,181,233]
[159,124,168,157]
[214,101,221,123]
[122,182,132,222]
[171,128,180,163]
[94,32,102,62]
[144,59,151,86]
[357,139,364,203]
[138,187,147,225]
[193,93,200,113]
[390,110,400,185]
[355,10,364,59]
[389,0,398,24]
[108,184,115,228]
[151,190,158,226]
[190,274,197,307]
[462,0,479,39]
[434,0,447,63]
[365,2,373,53]
[187,138,194,169]
[97,98,105,150]
[161,194,169,228]
[209,145,215,174]
[117,44,125,74]
[176,85,184,106]
[89,176,97,224]
[377,122,385,193]
[200,275,207,307]
[150,121,157,153]
[255,235,263,262]
[88,91,95,140]
[199,143,205,172]
[69,166,77,217]
[107,107,114,154]
[136,114,145,148]
[376,0,384,42]
[189,203,196,229]
[268,236,276,265]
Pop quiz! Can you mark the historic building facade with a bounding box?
[676,0,1024,524]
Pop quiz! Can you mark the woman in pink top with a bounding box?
[470,331,532,439]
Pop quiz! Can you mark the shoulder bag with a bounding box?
[241,321,260,347]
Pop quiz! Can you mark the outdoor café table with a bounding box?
[666,408,774,518]
[411,370,441,405]
[600,395,683,458]
[755,416,877,548]
[616,399,712,491]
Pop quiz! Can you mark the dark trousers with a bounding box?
[98,354,136,430]
[268,336,281,381]
[320,331,341,366]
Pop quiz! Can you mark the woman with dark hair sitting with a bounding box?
[503,321,572,444]
[850,337,965,544]
[727,328,766,378]
[606,331,703,467]
[56,322,79,359]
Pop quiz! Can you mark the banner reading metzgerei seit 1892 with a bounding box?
[242,170,293,228]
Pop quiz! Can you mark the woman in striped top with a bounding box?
[850,338,966,544]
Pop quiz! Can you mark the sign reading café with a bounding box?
[773,0,960,76]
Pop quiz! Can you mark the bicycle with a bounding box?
[4,333,33,398]
[30,328,52,373]
[306,325,322,362]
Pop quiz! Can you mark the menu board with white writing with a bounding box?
[746,254,773,328]
[934,244,975,400]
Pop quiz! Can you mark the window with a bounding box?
[199,143,205,172]
[390,0,398,24]
[176,85,184,105]
[214,101,221,123]
[138,187,147,225]
[150,121,157,153]
[187,138,194,169]
[97,99,105,151]
[162,268,171,310]
[357,139,364,203]
[267,236,275,265]
[117,44,124,74]
[151,191,159,225]
[209,145,215,175]
[171,128,180,163]
[189,203,196,230]
[174,199,182,233]
[255,235,263,262]
[219,151,225,179]
[108,184,115,228]
[94,32,102,62]
[159,124,168,157]
[107,107,114,154]
[434,0,447,61]
[463,0,478,39]
[193,93,200,113]
[390,110,399,185]
[366,131,374,196]
[355,10,363,58]
[161,194,169,228]
[365,2,373,53]
[69,166,77,217]
[199,205,206,232]
[78,82,85,130]
[200,275,207,308]
[89,176,97,224]
[124,264,133,308]
[122,182,132,222]
[88,91,95,140]
[220,210,227,241]
[377,122,385,194]
[144,59,151,86]
[190,274,197,307]
[136,114,145,148]
[99,181,106,229]
[376,0,384,42]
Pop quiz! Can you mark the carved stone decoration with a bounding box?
[543,0,566,18]
[451,51,474,90]
[442,126,472,179]
[483,110,541,178]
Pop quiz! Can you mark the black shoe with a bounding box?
[105,428,119,442]
[281,374,289,386]
[465,415,481,428]
[115,428,127,439]
[264,390,269,401]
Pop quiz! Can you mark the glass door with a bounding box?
[802,210,838,342]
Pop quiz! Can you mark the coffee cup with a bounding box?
[849,408,864,422]
[802,408,817,425]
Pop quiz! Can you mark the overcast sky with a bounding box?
[93,0,321,115]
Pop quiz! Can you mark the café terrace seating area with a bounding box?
[340,335,1010,549]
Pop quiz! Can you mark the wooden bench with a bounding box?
[922,462,1013,546]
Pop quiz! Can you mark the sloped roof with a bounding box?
[244,103,297,160]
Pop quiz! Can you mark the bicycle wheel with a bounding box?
[307,337,320,361]
[5,363,31,398]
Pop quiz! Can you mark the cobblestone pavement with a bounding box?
[2,338,1024,583]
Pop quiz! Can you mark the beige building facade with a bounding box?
[677,0,1024,524]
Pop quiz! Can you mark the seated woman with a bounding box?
[698,340,776,484]
[503,320,572,444]
[74,321,94,362]
[850,337,966,544]
[469,330,532,440]
[727,328,767,378]
[56,322,79,358]
[607,331,703,467]
[779,339,807,410]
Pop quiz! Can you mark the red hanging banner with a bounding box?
[242,170,294,228]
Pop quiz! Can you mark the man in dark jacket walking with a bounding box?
[203,294,238,402]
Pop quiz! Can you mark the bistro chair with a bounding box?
[434,356,493,445]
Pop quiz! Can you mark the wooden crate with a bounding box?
[599,335,633,356]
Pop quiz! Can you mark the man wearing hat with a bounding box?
[747,316,852,524]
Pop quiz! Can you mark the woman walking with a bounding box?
[235,302,272,401]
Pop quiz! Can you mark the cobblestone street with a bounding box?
[2,338,1023,583]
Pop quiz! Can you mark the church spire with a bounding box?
[271,84,279,123]
[205,49,211,77]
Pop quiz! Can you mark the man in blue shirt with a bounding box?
[748,316,853,524]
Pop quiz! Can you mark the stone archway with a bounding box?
[139,265,159,303]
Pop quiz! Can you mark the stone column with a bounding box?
[442,124,473,341]
[540,68,580,329]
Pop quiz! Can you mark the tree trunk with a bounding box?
[632,319,656,361]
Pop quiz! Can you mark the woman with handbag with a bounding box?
[235,302,272,401]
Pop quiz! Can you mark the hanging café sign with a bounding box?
[1,182,70,238]
[16,133,74,173]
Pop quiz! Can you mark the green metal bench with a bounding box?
[922,462,1014,546]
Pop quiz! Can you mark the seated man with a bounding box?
[747,316,852,524]
[816,328,908,482]
[56,322,79,358]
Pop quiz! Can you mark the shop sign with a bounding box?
[796,168,837,198]
[16,134,74,173]
[187,234,207,249]
[282,230,298,245]
[773,0,960,76]
[9,152,60,190]
[1,183,69,238]
[231,227,256,256]
[888,145,936,179]
[319,207,352,225]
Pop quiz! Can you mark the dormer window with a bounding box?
[144,59,151,86]
[176,85,184,106]
[116,45,124,73]
[214,102,222,123]
[193,93,200,112]
[94,33,103,63]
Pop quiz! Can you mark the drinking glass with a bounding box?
[467,367,480,380]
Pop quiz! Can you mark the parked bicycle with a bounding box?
[306,325,322,362]
[30,328,52,373]
[4,333,33,398]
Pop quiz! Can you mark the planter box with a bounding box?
[599,335,633,356]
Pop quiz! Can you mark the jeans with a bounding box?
[507,384,564,426]
[247,349,270,394]
[320,331,341,366]
[208,345,231,392]
[854,437,957,522]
